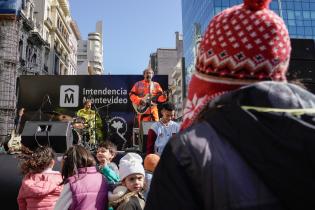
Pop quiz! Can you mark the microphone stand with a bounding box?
[91,103,112,147]
[39,95,46,121]
[31,94,49,121]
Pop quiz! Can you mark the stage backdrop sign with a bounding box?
[17,75,168,150]
[0,0,22,15]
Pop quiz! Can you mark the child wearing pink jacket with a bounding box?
[17,146,63,210]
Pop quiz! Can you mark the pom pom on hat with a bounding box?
[144,154,160,172]
[119,153,145,181]
[244,0,271,11]
[181,0,291,130]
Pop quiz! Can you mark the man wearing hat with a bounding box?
[145,0,315,210]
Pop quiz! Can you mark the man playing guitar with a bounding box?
[129,67,167,127]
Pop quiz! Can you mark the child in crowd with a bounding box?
[146,102,180,156]
[54,145,108,210]
[96,141,120,185]
[143,154,160,199]
[109,153,145,210]
[17,146,62,210]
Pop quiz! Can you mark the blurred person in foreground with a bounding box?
[143,154,160,199]
[145,0,315,210]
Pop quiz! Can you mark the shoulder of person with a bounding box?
[116,192,144,210]
[170,120,180,127]
[77,109,84,114]
[109,186,138,207]
[108,162,119,171]
[150,121,162,131]
[136,80,144,86]
[153,81,161,87]
[151,121,160,127]
[109,186,128,202]
[132,80,144,90]
[169,122,213,164]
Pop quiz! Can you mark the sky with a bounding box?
[68,0,183,75]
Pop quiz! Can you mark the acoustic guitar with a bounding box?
[7,108,24,154]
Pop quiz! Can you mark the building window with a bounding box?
[303,11,310,19]
[287,10,295,19]
[18,40,23,60]
[288,20,295,26]
[31,54,37,64]
[26,45,31,61]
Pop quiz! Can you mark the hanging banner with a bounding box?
[17,75,168,150]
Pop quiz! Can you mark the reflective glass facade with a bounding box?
[182,0,315,83]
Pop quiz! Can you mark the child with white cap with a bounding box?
[108,152,145,210]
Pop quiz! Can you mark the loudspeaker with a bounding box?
[140,121,155,154]
[21,121,72,153]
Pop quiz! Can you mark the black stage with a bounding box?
[0,154,62,210]
[0,149,139,209]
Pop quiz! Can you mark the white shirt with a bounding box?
[151,120,180,156]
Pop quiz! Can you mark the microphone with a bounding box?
[46,95,51,105]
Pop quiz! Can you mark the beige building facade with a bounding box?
[0,0,80,140]
[77,21,104,75]
[149,32,184,119]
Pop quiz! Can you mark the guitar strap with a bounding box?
[148,82,154,120]
[149,81,154,95]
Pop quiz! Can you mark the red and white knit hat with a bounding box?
[181,0,291,130]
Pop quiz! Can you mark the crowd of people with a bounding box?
[4,0,315,209]
[16,142,160,210]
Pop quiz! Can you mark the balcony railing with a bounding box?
[44,17,53,29]
[21,14,35,31]
[58,0,70,16]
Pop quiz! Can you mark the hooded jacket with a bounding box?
[145,82,315,210]
[17,170,63,210]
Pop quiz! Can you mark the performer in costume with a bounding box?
[129,67,167,128]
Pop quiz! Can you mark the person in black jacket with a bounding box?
[145,0,315,210]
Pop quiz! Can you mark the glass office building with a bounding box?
[182,0,315,84]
